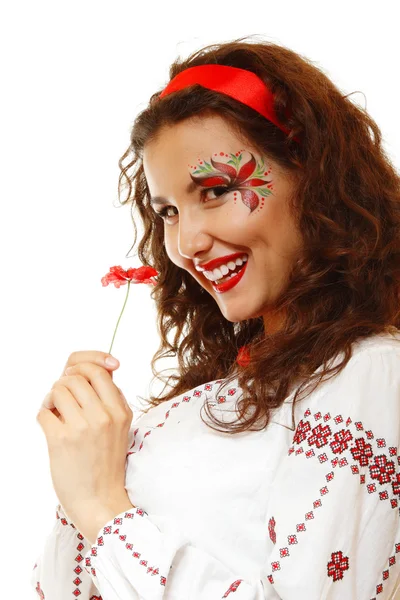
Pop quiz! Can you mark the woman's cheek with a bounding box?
[164,237,184,269]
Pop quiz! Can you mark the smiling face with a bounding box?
[143,114,303,332]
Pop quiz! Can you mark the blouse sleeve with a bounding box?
[30,504,103,599]
[32,504,279,600]
[82,509,277,599]
[264,346,400,600]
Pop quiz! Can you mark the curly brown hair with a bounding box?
[117,35,400,434]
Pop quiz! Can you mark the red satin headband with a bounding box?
[159,64,300,143]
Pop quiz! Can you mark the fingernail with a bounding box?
[105,356,119,367]
[43,392,52,408]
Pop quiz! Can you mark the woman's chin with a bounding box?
[218,304,257,323]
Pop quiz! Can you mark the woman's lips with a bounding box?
[209,260,248,293]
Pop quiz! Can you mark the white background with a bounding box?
[1,0,399,595]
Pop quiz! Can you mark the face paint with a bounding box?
[188,149,274,214]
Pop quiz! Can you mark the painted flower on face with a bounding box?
[189,150,274,213]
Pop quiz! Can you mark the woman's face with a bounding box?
[143,114,303,331]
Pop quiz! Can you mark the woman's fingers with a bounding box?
[40,351,121,414]
[60,350,120,379]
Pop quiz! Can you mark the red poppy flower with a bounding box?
[101,265,158,288]
[102,265,159,355]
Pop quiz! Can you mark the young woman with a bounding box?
[32,37,400,599]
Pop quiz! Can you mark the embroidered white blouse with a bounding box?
[31,331,400,599]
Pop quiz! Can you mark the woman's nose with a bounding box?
[177,218,213,260]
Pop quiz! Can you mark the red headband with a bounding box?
[159,64,300,143]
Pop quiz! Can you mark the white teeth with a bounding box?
[202,254,248,282]
[220,264,229,276]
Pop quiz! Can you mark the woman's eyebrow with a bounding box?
[149,180,199,206]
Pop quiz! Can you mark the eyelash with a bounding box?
[156,186,232,221]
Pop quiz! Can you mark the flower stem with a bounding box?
[109,281,131,355]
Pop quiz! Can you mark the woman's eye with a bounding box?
[155,187,231,222]
[157,206,177,220]
[203,186,230,201]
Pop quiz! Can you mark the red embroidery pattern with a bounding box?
[222,580,244,597]
[32,506,103,599]
[265,406,399,597]
[85,508,246,598]
[327,551,350,581]
[126,380,237,457]
[33,582,44,599]
[85,508,168,588]
[268,517,276,544]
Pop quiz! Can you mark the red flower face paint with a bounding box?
[188,150,274,213]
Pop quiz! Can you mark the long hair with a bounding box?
[118,35,400,434]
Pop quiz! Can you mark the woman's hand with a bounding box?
[40,350,123,415]
[36,352,134,534]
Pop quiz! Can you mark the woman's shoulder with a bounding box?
[308,327,400,390]
[351,326,400,356]
[335,328,400,392]
[292,328,400,433]
[270,329,400,431]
